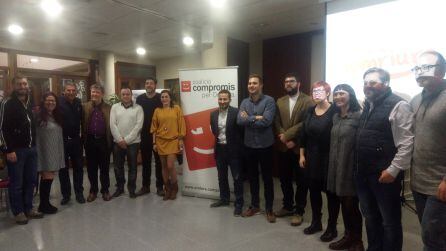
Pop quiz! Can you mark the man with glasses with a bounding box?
[274,73,313,226]
[410,51,446,251]
[355,67,414,251]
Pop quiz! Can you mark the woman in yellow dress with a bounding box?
[151,90,186,200]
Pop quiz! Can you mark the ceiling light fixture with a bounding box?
[41,0,63,17]
[183,36,194,46]
[30,58,39,63]
[8,24,24,35]
[210,0,226,8]
[136,47,146,55]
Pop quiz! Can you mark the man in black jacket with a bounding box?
[0,75,43,224]
[58,83,85,204]
[209,90,244,216]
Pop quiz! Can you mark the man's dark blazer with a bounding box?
[210,106,243,158]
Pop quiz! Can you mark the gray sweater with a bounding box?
[410,82,446,196]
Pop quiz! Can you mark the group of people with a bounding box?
[210,51,445,251]
[0,50,445,251]
[0,76,185,225]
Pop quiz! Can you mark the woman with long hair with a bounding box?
[299,81,340,242]
[327,84,364,251]
[36,92,65,214]
[151,90,186,200]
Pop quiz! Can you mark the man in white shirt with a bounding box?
[110,87,144,198]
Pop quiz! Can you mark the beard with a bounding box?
[286,87,298,96]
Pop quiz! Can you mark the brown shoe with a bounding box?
[290,214,303,226]
[242,207,260,217]
[25,208,44,219]
[329,234,354,250]
[87,193,97,202]
[266,211,276,223]
[15,213,28,225]
[275,208,294,217]
[136,186,150,197]
[163,181,171,201]
[348,240,365,251]
[102,192,112,201]
[170,181,178,200]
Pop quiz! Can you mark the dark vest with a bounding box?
[356,89,402,175]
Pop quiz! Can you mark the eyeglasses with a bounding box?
[410,64,440,74]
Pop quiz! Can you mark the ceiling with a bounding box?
[0,0,325,60]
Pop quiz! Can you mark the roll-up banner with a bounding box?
[179,66,238,198]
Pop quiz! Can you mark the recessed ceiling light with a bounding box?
[8,24,24,35]
[210,0,226,8]
[136,47,146,55]
[30,58,39,63]
[183,36,194,46]
[41,0,63,17]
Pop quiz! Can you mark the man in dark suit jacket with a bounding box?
[210,89,244,216]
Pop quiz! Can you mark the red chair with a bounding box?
[0,178,9,214]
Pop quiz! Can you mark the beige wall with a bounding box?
[154,53,203,88]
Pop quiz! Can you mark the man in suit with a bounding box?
[82,83,113,202]
[274,72,313,226]
[209,89,244,216]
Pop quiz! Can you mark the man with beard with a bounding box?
[237,74,276,223]
[209,90,244,216]
[58,83,85,205]
[136,77,163,196]
[0,75,44,224]
[410,51,446,251]
[355,67,414,251]
[274,73,313,226]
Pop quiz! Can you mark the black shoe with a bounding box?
[234,208,242,217]
[129,191,137,199]
[156,187,165,197]
[210,200,230,208]
[75,194,86,204]
[320,228,338,242]
[304,221,323,235]
[112,189,124,198]
[60,197,70,205]
[38,203,58,214]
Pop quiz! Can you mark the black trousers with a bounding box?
[309,181,340,227]
[340,196,363,236]
[245,146,274,211]
[140,136,163,189]
[278,150,308,215]
[85,136,110,194]
[59,137,84,198]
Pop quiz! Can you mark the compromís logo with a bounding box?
[181,81,191,92]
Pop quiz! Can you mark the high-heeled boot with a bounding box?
[170,181,178,200]
[38,179,58,214]
[163,180,171,201]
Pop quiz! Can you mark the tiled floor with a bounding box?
[0,165,422,251]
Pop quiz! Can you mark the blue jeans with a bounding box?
[354,172,403,251]
[113,143,139,193]
[412,190,446,251]
[215,144,244,210]
[7,147,38,216]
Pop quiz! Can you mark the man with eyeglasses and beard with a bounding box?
[274,73,313,226]
[410,51,446,251]
[355,67,414,251]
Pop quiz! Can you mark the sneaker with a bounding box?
[60,197,70,205]
[25,208,44,219]
[76,194,86,204]
[234,208,243,217]
[266,211,276,223]
[210,200,230,208]
[14,213,28,225]
[290,214,303,226]
[274,207,294,217]
[156,187,165,197]
[136,186,150,197]
[242,207,260,217]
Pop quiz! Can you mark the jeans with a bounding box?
[412,190,446,251]
[59,137,84,198]
[355,172,403,251]
[278,150,308,215]
[7,147,38,215]
[85,136,110,194]
[245,146,274,211]
[215,144,244,210]
[140,137,163,189]
[113,143,139,193]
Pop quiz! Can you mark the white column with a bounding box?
[201,26,227,68]
[98,51,115,96]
